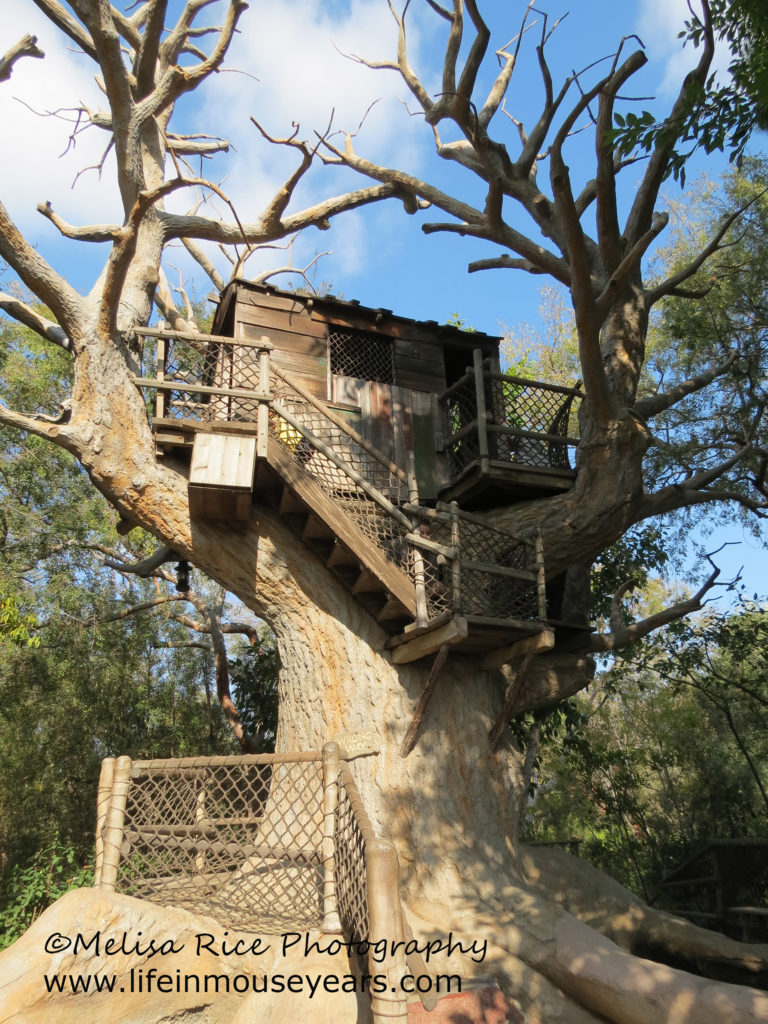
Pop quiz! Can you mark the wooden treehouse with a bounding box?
[133,281,582,681]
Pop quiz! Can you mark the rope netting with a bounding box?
[439,368,580,476]
[142,335,549,627]
[115,755,324,932]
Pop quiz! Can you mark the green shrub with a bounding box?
[0,835,93,950]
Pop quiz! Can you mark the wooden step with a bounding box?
[302,515,334,542]
[267,438,416,617]
[377,597,411,623]
[279,486,306,517]
[352,569,385,595]
[326,541,358,569]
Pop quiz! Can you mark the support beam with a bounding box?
[390,616,468,665]
[400,643,451,757]
[481,628,555,670]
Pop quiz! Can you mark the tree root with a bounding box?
[409,878,768,1024]
[521,844,768,980]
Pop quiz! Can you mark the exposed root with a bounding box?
[521,844,768,979]
[408,879,768,1024]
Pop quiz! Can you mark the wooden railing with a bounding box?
[131,330,549,631]
[438,350,581,479]
[94,743,431,1024]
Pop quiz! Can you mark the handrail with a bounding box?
[270,361,408,485]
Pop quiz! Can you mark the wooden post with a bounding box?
[535,529,547,619]
[407,455,429,627]
[450,501,461,613]
[257,340,270,459]
[473,348,490,473]
[400,643,450,757]
[155,331,167,420]
[99,755,132,892]
[94,757,115,887]
[322,742,342,934]
[194,774,207,876]
[367,838,408,1024]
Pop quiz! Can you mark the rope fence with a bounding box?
[94,743,414,1023]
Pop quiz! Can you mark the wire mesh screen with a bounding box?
[439,371,580,476]
[334,765,371,946]
[116,756,324,932]
[488,374,579,470]
[329,327,395,385]
[270,369,399,494]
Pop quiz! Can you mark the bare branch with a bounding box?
[36,202,119,243]
[0,293,70,351]
[30,0,98,62]
[103,543,176,576]
[625,0,715,246]
[0,202,88,339]
[160,182,400,244]
[180,237,226,291]
[634,350,738,419]
[0,34,44,82]
[592,561,722,653]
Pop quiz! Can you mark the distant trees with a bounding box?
[526,603,768,898]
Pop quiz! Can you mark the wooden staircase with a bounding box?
[255,439,417,633]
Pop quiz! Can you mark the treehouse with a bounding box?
[134,282,583,676]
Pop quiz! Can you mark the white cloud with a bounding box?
[0,1,431,291]
[634,0,731,96]
[0,0,123,232]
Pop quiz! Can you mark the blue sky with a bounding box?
[0,0,765,599]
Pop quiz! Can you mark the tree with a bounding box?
[616,0,768,175]
[2,2,768,1021]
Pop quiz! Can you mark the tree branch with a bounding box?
[634,350,738,419]
[0,203,88,340]
[0,293,70,351]
[645,190,768,306]
[159,182,400,243]
[30,0,98,63]
[624,0,715,246]
[0,34,44,82]
[592,562,721,653]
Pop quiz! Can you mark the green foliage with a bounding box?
[526,605,768,896]
[0,835,93,950]
[641,160,768,538]
[0,591,39,647]
[230,629,280,753]
[613,0,768,180]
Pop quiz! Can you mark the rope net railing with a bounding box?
[135,333,548,629]
[439,363,581,479]
[97,752,325,933]
[94,745,412,1023]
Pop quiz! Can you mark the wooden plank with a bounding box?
[461,559,537,583]
[391,616,468,665]
[481,628,555,670]
[279,486,306,517]
[303,515,334,541]
[237,306,328,339]
[266,438,417,616]
[189,434,256,489]
[327,541,358,568]
[352,569,384,595]
[377,597,411,623]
